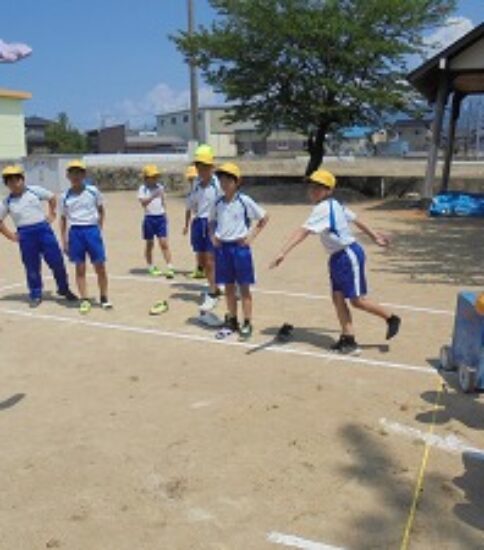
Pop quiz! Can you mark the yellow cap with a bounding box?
[185,165,197,179]
[216,162,241,181]
[308,169,336,189]
[67,160,87,171]
[2,164,24,178]
[142,164,161,178]
[476,292,484,316]
[194,144,214,165]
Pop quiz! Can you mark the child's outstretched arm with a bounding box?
[353,219,389,247]
[0,220,18,243]
[270,227,310,268]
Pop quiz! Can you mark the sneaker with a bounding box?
[148,266,162,277]
[238,321,253,341]
[29,297,42,309]
[331,335,361,356]
[200,292,219,312]
[79,300,92,315]
[100,297,113,310]
[149,300,169,315]
[58,289,78,302]
[188,268,205,280]
[215,315,239,340]
[164,267,175,280]
[386,315,401,340]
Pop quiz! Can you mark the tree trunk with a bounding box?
[305,123,327,176]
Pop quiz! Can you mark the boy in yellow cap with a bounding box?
[184,144,222,311]
[138,164,174,278]
[0,165,77,307]
[183,164,204,279]
[59,160,112,314]
[209,162,269,340]
[270,169,401,354]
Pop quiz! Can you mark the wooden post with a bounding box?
[423,73,449,200]
[441,92,464,193]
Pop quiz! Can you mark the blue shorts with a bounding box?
[191,218,213,253]
[215,242,255,286]
[329,242,367,299]
[68,225,106,265]
[143,215,168,240]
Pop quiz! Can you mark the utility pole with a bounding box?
[476,99,482,159]
[188,0,199,144]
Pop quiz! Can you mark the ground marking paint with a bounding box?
[267,531,346,550]
[108,273,453,317]
[399,382,444,550]
[380,418,484,459]
[0,307,435,375]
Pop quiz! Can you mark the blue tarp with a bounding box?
[429,191,484,217]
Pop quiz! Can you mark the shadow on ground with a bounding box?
[336,423,484,548]
[371,214,484,286]
[0,393,25,411]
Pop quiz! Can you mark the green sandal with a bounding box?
[149,300,169,316]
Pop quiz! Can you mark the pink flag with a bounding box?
[0,39,32,63]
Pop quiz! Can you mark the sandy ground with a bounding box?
[0,191,483,550]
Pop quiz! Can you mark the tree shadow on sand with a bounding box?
[370,215,484,286]
[335,423,484,548]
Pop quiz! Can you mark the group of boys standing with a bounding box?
[0,144,400,353]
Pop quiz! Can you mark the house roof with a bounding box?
[408,23,484,102]
[25,116,54,127]
[0,88,32,100]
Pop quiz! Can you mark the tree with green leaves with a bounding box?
[173,0,455,174]
[45,112,87,154]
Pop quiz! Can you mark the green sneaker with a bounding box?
[188,268,205,280]
[148,266,162,277]
[79,300,92,315]
[238,321,253,341]
[164,267,175,279]
[149,300,169,316]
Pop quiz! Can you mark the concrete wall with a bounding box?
[0,98,27,160]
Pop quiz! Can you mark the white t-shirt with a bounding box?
[138,183,165,216]
[60,185,103,226]
[186,175,221,219]
[303,198,357,254]
[210,193,266,241]
[0,185,53,228]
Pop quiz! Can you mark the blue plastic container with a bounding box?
[440,291,484,392]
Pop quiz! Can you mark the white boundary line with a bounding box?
[109,274,454,317]
[267,532,346,550]
[0,307,435,375]
[380,418,484,460]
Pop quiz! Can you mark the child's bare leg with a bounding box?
[158,237,172,266]
[225,284,237,318]
[240,285,252,322]
[203,252,217,293]
[145,240,154,266]
[350,296,389,320]
[332,291,354,335]
[94,262,109,298]
[76,263,88,299]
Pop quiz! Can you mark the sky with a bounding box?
[1,0,483,130]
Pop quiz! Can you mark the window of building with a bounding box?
[171,117,177,125]
[159,119,165,127]
[183,114,189,123]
